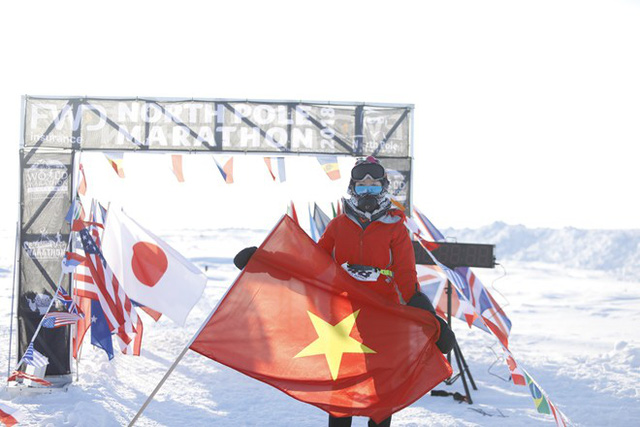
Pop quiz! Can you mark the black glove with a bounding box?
[407,291,437,314]
[233,246,257,270]
[435,315,456,354]
[407,291,456,354]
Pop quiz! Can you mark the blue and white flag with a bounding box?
[91,300,114,360]
[23,342,49,368]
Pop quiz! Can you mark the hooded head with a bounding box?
[348,156,389,213]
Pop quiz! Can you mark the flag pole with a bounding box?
[129,216,283,425]
[7,221,20,377]
[127,294,225,426]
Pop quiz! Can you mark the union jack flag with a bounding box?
[417,264,479,327]
[42,311,83,328]
[409,208,512,347]
[54,286,81,315]
[413,206,445,241]
[409,209,568,426]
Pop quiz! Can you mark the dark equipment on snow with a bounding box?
[413,240,498,405]
[412,241,496,269]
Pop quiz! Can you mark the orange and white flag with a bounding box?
[105,153,125,178]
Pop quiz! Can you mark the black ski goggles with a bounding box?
[351,162,385,181]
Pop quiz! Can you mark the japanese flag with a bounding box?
[102,209,207,326]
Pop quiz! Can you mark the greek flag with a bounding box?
[23,343,49,368]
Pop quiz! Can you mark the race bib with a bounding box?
[341,262,381,282]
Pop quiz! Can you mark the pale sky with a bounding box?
[2,0,639,231]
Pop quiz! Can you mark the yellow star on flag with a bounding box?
[294,309,376,380]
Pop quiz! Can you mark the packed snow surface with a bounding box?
[1,226,639,426]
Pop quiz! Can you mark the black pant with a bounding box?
[328,415,392,427]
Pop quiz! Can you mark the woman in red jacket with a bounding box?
[234,156,454,427]
[319,156,454,427]
[318,157,417,306]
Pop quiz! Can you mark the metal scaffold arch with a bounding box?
[14,95,414,382]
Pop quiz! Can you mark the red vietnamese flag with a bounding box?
[190,216,452,422]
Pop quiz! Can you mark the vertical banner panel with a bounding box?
[379,158,412,212]
[23,100,75,150]
[362,108,411,157]
[19,150,72,376]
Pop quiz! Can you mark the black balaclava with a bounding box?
[345,156,392,221]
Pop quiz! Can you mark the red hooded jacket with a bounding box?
[317,209,418,304]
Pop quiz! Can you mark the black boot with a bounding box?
[328,415,352,427]
[368,416,391,427]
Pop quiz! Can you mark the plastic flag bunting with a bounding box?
[502,347,527,385]
[213,156,233,183]
[22,343,49,368]
[264,157,286,182]
[104,153,125,178]
[0,402,22,426]
[413,207,445,241]
[78,163,87,195]
[287,201,299,225]
[419,267,478,327]
[312,203,332,237]
[405,210,570,426]
[64,199,85,224]
[411,208,512,345]
[171,154,185,183]
[417,264,478,327]
[316,155,341,180]
[308,204,318,242]
[523,369,568,426]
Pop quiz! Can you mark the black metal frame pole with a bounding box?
[456,341,477,390]
[446,279,452,366]
[444,279,475,403]
[452,343,473,404]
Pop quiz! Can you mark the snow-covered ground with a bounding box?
[1,226,639,426]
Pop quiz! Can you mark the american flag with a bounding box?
[75,212,142,356]
[22,343,49,368]
[42,311,83,328]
